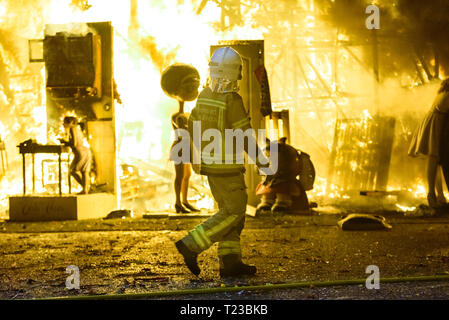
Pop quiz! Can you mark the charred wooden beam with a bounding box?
[434,46,440,79]
[414,45,433,81]
[303,55,347,118]
[413,57,426,85]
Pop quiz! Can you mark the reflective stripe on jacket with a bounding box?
[188,87,251,176]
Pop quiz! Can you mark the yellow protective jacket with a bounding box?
[188,87,252,176]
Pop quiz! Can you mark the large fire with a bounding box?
[0,0,442,218]
[0,0,263,216]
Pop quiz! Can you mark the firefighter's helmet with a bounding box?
[209,46,242,81]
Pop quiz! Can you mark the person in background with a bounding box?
[408,79,449,208]
[161,63,201,213]
[170,100,200,213]
[60,116,92,195]
[438,80,449,205]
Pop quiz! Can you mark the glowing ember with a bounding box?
[395,204,416,212]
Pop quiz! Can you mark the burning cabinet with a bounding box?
[211,40,269,206]
[29,22,117,195]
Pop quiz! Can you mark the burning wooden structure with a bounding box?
[9,21,117,221]
[328,115,396,192]
[41,22,117,194]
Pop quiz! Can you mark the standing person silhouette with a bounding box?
[409,79,449,208]
[59,116,91,195]
[161,63,201,213]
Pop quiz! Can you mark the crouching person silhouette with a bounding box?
[256,137,312,215]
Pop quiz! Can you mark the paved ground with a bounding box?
[1,212,449,300]
[155,281,449,300]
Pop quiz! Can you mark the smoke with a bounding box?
[0,29,19,102]
[315,0,449,79]
[378,79,441,189]
[307,0,449,192]
[45,22,96,36]
[229,0,449,198]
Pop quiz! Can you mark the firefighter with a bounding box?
[175,46,264,277]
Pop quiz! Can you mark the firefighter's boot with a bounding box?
[175,240,200,276]
[219,254,257,277]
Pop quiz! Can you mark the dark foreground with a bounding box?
[1,212,449,300]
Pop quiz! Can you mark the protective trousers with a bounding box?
[181,173,247,259]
